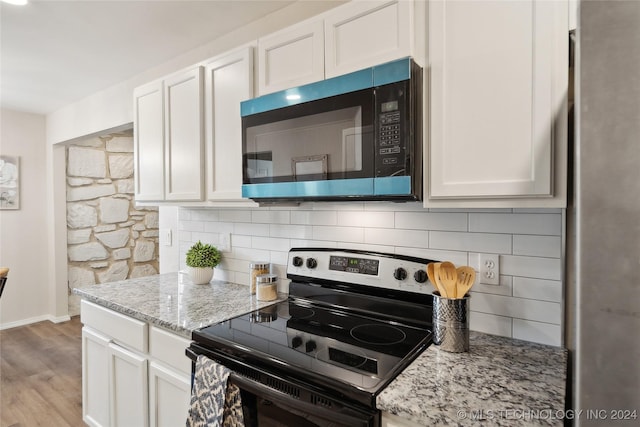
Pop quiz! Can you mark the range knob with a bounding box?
[305,340,317,353]
[414,270,428,283]
[306,258,318,269]
[393,267,407,281]
[292,256,303,267]
[291,336,303,349]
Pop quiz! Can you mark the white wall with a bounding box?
[0,109,57,327]
[178,204,565,347]
[45,1,346,145]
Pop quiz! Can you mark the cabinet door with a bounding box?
[428,0,567,201]
[109,343,149,427]
[134,80,165,201]
[324,0,413,78]
[204,47,257,203]
[82,327,111,427]
[149,362,191,427]
[258,19,324,95]
[164,67,205,201]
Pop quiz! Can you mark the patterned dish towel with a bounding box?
[186,355,244,427]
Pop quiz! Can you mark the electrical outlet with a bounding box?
[479,253,500,285]
[219,233,231,252]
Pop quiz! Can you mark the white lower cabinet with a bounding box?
[149,362,191,427]
[81,301,192,427]
[109,343,149,427]
[82,328,111,427]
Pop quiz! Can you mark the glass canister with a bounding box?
[249,262,269,295]
[256,274,278,302]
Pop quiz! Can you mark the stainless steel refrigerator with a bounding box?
[567,1,640,425]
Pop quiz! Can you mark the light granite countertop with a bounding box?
[74,273,567,426]
[72,272,286,339]
[377,331,568,426]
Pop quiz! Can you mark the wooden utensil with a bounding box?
[0,267,9,278]
[437,262,458,298]
[456,266,476,297]
[426,263,438,292]
[431,262,448,298]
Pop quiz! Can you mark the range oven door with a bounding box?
[186,344,380,427]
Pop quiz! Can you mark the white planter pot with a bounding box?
[187,267,214,285]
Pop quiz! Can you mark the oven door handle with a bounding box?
[228,372,375,427]
[186,347,376,427]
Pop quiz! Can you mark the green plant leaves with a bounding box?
[185,241,221,268]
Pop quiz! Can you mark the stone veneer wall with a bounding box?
[66,131,159,315]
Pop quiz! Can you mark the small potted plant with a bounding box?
[185,241,221,285]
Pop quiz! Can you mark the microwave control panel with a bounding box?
[375,81,409,177]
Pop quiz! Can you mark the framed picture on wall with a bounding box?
[0,155,20,210]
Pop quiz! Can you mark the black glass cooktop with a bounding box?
[193,297,432,402]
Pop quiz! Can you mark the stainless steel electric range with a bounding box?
[187,248,437,427]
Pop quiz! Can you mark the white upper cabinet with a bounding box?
[204,46,257,204]
[258,19,325,95]
[133,81,165,202]
[427,0,568,207]
[257,0,416,96]
[324,0,413,78]
[164,67,205,201]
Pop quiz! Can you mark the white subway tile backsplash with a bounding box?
[252,236,291,252]
[179,220,204,232]
[471,293,561,324]
[231,234,252,248]
[269,250,289,266]
[233,223,270,237]
[472,275,513,297]
[501,255,562,281]
[179,206,564,346]
[311,201,365,211]
[430,231,511,254]
[513,319,561,346]
[513,277,562,303]
[312,226,364,243]
[290,210,337,226]
[469,213,562,235]
[290,239,338,248]
[190,232,219,245]
[337,211,394,228]
[270,224,313,239]
[365,228,429,248]
[204,221,233,234]
[252,210,290,224]
[469,312,513,337]
[190,209,220,221]
[231,247,271,262]
[395,212,468,231]
[513,235,562,258]
[219,209,252,223]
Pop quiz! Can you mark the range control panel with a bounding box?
[287,249,437,295]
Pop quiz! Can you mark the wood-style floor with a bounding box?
[0,316,83,427]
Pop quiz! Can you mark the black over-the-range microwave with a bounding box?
[240,57,423,203]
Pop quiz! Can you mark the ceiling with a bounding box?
[0,0,296,115]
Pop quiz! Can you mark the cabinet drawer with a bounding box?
[81,300,148,353]
[149,326,192,375]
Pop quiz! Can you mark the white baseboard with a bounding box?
[0,313,73,330]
